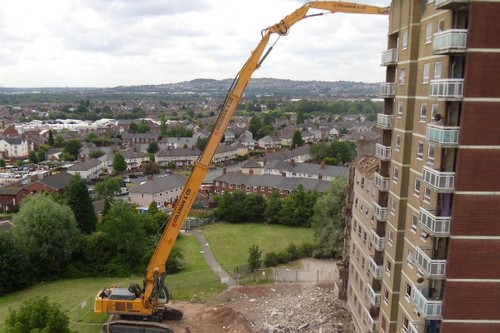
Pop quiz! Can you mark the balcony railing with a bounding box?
[375,143,392,161]
[366,283,381,306]
[408,321,425,333]
[363,306,379,332]
[379,82,396,98]
[377,114,394,130]
[372,202,388,222]
[419,207,451,237]
[415,247,447,279]
[370,229,385,251]
[411,287,443,319]
[430,79,464,100]
[433,29,468,54]
[374,172,389,192]
[435,0,470,10]
[381,48,398,66]
[426,124,460,147]
[368,256,383,280]
[422,166,455,193]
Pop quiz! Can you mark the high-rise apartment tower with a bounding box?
[345,1,500,333]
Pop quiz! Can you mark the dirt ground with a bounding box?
[162,259,354,333]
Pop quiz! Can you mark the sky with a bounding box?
[0,0,391,88]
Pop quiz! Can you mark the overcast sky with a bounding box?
[0,0,390,88]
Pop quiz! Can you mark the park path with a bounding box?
[188,230,238,287]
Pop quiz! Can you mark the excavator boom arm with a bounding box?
[132,0,388,311]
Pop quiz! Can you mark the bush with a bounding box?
[286,243,300,261]
[263,252,280,268]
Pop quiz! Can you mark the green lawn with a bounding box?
[201,223,314,274]
[0,223,314,332]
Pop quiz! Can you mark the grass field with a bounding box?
[201,223,314,274]
[0,223,314,332]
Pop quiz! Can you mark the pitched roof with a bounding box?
[156,147,201,157]
[67,159,102,171]
[263,160,348,178]
[130,174,187,194]
[37,171,73,190]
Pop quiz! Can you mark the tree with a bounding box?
[28,151,38,164]
[63,139,82,160]
[5,296,72,333]
[311,177,347,258]
[249,115,262,137]
[54,134,64,147]
[13,194,80,280]
[309,142,330,163]
[264,190,282,224]
[141,161,161,177]
[47,129,55,146]
[242,193,265,222]
[129,122,139,133]
[112,152,127,173]
[65,174,97,234]
[0,232,31,295]
[248,244,262,272]
[147,141,159,154]
[95,177,121,201]
[0,159,5,168]
[100,201,148,272]
[296,110,305,124]
[160,114,168,136]
[137,120,150,133]
[290,130,304,149]
[196,137,209,151]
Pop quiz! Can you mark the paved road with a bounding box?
[188,230,238,287]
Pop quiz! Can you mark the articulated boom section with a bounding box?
[94,1,389,331]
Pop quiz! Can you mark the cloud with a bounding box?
[0,0,391,87]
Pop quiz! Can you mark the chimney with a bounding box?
[320,160,325,170]
[223,167,227,175]
[290,159,295,167]
[318,173,323,180]
[249,169,254,175]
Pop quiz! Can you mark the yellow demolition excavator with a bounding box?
[94,1,389,332]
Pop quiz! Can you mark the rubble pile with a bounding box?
[214,282,355,333]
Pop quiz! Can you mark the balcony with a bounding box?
[426,124,460,147]
[374,172,390,192]
[368,256,383,280]
[408,321,425,333]
[381,48,398,66]
[375,143,392,161]
[433,29,468,54]
[379,82,396,98]
[415,247,447,279]
[366,283,381,306]
[372,202,388,222]
[363,307,379,332]
[370,229,385,251]
[377,114,394,130]
[419,208,451,237]
[422,166,455,193]
[411,286,443,319]
[430,79,464,100]
[434,0,470,10]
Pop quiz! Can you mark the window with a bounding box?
[405,283,412,300]
[434,62,442,79]
[438,19,445,32]
[363,231,367,243]
[401,30,408,50]
[425,23,433,44]
[393,166,399,183]
[428,145,435,163]
[352,242,356,254]
[388,229,394,245]
[431,104,439,123]
[424,186,432,203]
[391,198,397,214]
[417,141,424,159]
[420,104,427,122]
[411,214,418,233]
[423,63,430,83]
[414,178,421,197]
[403,316,410,333]
[395,135,401,151]
[386,260,392,276]
[399,68,407,85]
[384,289,389,304]
[407,249,415,265]
[397,101,404,117]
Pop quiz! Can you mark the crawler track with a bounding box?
[102,319,174,333]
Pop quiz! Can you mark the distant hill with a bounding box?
[0,78,380,101]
